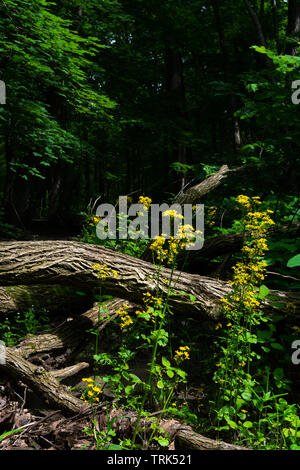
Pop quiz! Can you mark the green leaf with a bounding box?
[271,343,284,351]
[258,284,270,300]
[156,436,170,447]
[243,421,253,429]
[227,420,238,429]
[287,254,300,268]
[241,391,252,401]
[161,356,171,368]
[157,380,164,389]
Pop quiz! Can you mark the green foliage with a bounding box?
[0,307,50,346]
[287,254,300,269]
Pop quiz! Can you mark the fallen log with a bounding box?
[51,362,90,380]
[174,428,248,450]
[184,222,300,266]
[2,222,297,316]
[0,241,299,320]
[0,347,250,449]
[1,347,87,415]
[0,398,249,450]
[0,284,92,316]
[174,164,244,205]
[101,408,249,450]
[16,299,136,358]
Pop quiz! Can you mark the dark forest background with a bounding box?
[0,0,299,235]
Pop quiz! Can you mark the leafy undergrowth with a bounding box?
[1,195,300,450]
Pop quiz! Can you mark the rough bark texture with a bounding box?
[102,409,249,450]
[174,164,239,205]
[51,362,90,380]
[182,222,300,266]
[1,347,87,415]
[1,241,298,321]
[175,428,248,450]
[0,284,92,315]
[0,240,229,319]
[16,299,135,358]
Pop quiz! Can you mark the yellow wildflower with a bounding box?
[138,196,152,210]
[174,346,190,362]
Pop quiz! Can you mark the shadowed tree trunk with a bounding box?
[211,0,241,150]
[165,46,189,191]
[287,0,300,55]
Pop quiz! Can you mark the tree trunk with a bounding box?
[0,241,298,320]
[16,299,131,358]
[243,0,273,68]
[174,164,242,205]
[1,347,87,415]
[0,285,92,316]
[211,0,242,150]
[165,46,188,190]
[181,222,300,266]
[287,0,300,55]
[175,428,248,450]
[271,0,281,54]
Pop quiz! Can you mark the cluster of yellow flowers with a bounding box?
[220,195,275,316]
[150,219,201,264]
[134,292,164,323]
[142,292,163,307]
[174,346,190,362]
[206,206,217,227]
[80,378,103,403]
[149,234,169,262]
[162,209,184,219]
[245,210,275,235]
[90,215,101,225]
[115,293,165,328]
[116,303,133,329]
[138,196,152,210]
[236,194,254,209]
[91,263,119,280]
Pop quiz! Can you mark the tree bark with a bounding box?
[0,241,298,320]
[16,299,133,358]
[175,428,248,450]
[211,0,242,150]
[165,46,189,190]
[287,0,300,55]
[174,164,243,205]
[181,222,300,266]
[0,285,92,316]
[1,347,87,415]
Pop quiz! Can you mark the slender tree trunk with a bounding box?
[243,0,273,69]
[211,0,241,150]
[48,163,63,222]
[271,0,281,53]
[4,136,29,228]
[287,0,300,55]
[165,46,189,190]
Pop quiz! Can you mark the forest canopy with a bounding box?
[0,0,299,454]
[0,0,299,230]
